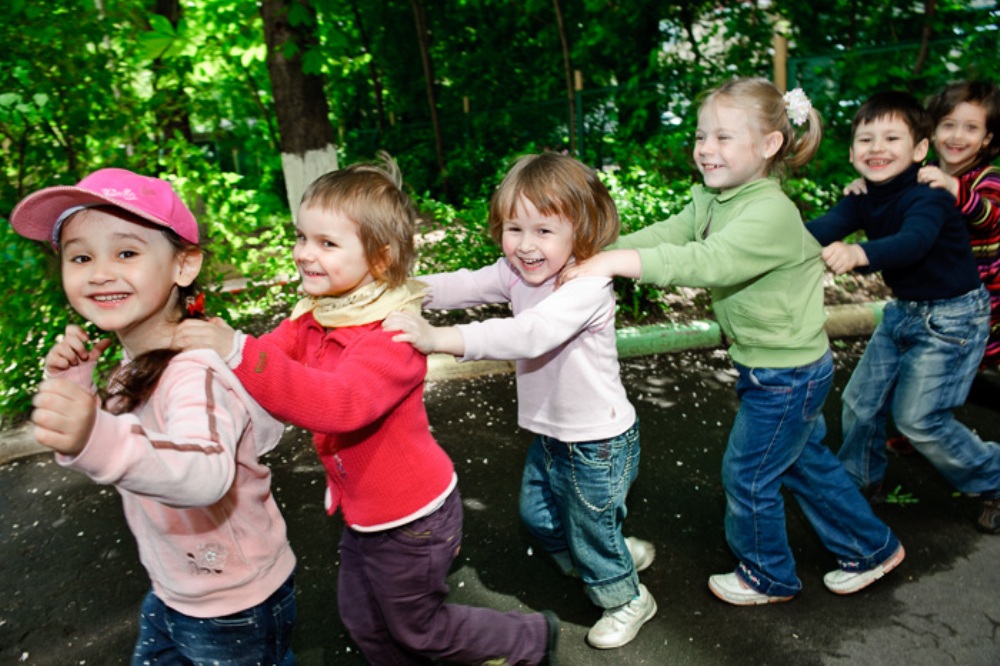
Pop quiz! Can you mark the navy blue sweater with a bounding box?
[807,164,980,301]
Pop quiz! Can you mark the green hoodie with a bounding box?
[616,178,828,368]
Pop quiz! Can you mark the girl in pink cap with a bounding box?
[10,168,298,665]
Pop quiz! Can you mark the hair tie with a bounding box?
[783,88,811,126]
[185,292,206,317]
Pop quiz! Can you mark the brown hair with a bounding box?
[925,80,1000,163]
[488,152,619,262]
[299,151,417,287]
[851,90,933,144]
[700,77,823,176]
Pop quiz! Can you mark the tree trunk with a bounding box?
[409,0,450,201]
[152,0,193,143]
[553,0,576,154]
[348,0,386,137]
[913,0,937,75]
[260,0,338,218]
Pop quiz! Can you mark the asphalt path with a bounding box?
[2,341,999,665]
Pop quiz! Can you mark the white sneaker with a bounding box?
[823,544,905,594]
[625,536,655,573]
[586,583,657,649]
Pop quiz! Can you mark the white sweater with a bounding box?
[421,259,635,442]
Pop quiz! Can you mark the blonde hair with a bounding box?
[701,77,822,176]
[299,151,417,287]
[488,152,619,261]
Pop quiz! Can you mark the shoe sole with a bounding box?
[585,599,658,650]
[707,579,793,606]
[826,545,906,595]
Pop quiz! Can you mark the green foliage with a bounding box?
[885,485,919,505]
[0,225,74,422]
[413,195,501,275]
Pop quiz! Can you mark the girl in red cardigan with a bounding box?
[175,153,558,665]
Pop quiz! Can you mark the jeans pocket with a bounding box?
[568,435,637,514]
[745,366,794,394]
[924,310,983,347]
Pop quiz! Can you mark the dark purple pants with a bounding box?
[337,488,548,665]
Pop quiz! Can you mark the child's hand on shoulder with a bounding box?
[31,378,98,456]
[383,311,465,357]
[383,311,435,353]
[45,325,113,376]
[843,178,867,196]
[820,241,869,275]
[173,318,236,359]
[917,165,959,198]
[557,249,641,287]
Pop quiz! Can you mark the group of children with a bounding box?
[9,74,1000,663]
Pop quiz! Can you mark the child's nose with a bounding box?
[87,257,114,283]
[295,243,315,262]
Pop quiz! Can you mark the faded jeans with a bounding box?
[724,351,900,598]
[519,420,641,609]
[838,286,1000,496]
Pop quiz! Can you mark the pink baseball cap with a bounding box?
[9,168,199,247]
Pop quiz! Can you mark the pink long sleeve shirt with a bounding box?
[55,349,295,619]
[421,259,636,442]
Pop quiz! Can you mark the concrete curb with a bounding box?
[0,301,886,465]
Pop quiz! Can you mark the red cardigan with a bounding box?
[234,313,455,529]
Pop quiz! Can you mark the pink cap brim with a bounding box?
[9,181,199,247]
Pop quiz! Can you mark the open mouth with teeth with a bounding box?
[517,257,546,274]
[91,294,129,303]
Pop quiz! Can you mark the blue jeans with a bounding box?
[337,489,548,665]
[838,287,1000,496]
[132,571,296,666]
[724,351,900,598]
[519,420,641,609]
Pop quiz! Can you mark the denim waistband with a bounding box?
[893,285,988,313]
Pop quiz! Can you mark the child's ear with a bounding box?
[913,137,930,163]
[983,132,994,151]
[175,248,204,288]
[762,131,784,160]
[370,244,392,281]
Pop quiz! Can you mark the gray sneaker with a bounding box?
[625,536,655,573]
[586,583,657,649]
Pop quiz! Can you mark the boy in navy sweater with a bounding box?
[807,90,1000,533]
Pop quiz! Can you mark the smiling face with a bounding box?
[293,204,376,298]
[693,101,778,192]
[60,208,199,355]
[500,196,575,286]
[932,101,992,176]
[851,113,929,184]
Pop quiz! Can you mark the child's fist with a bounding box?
[31,378,99,456]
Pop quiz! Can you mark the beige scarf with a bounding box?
[290,279,428,328]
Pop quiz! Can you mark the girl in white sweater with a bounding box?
[385,152,656,650]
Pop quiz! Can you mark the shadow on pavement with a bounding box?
[2,343,999,665]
